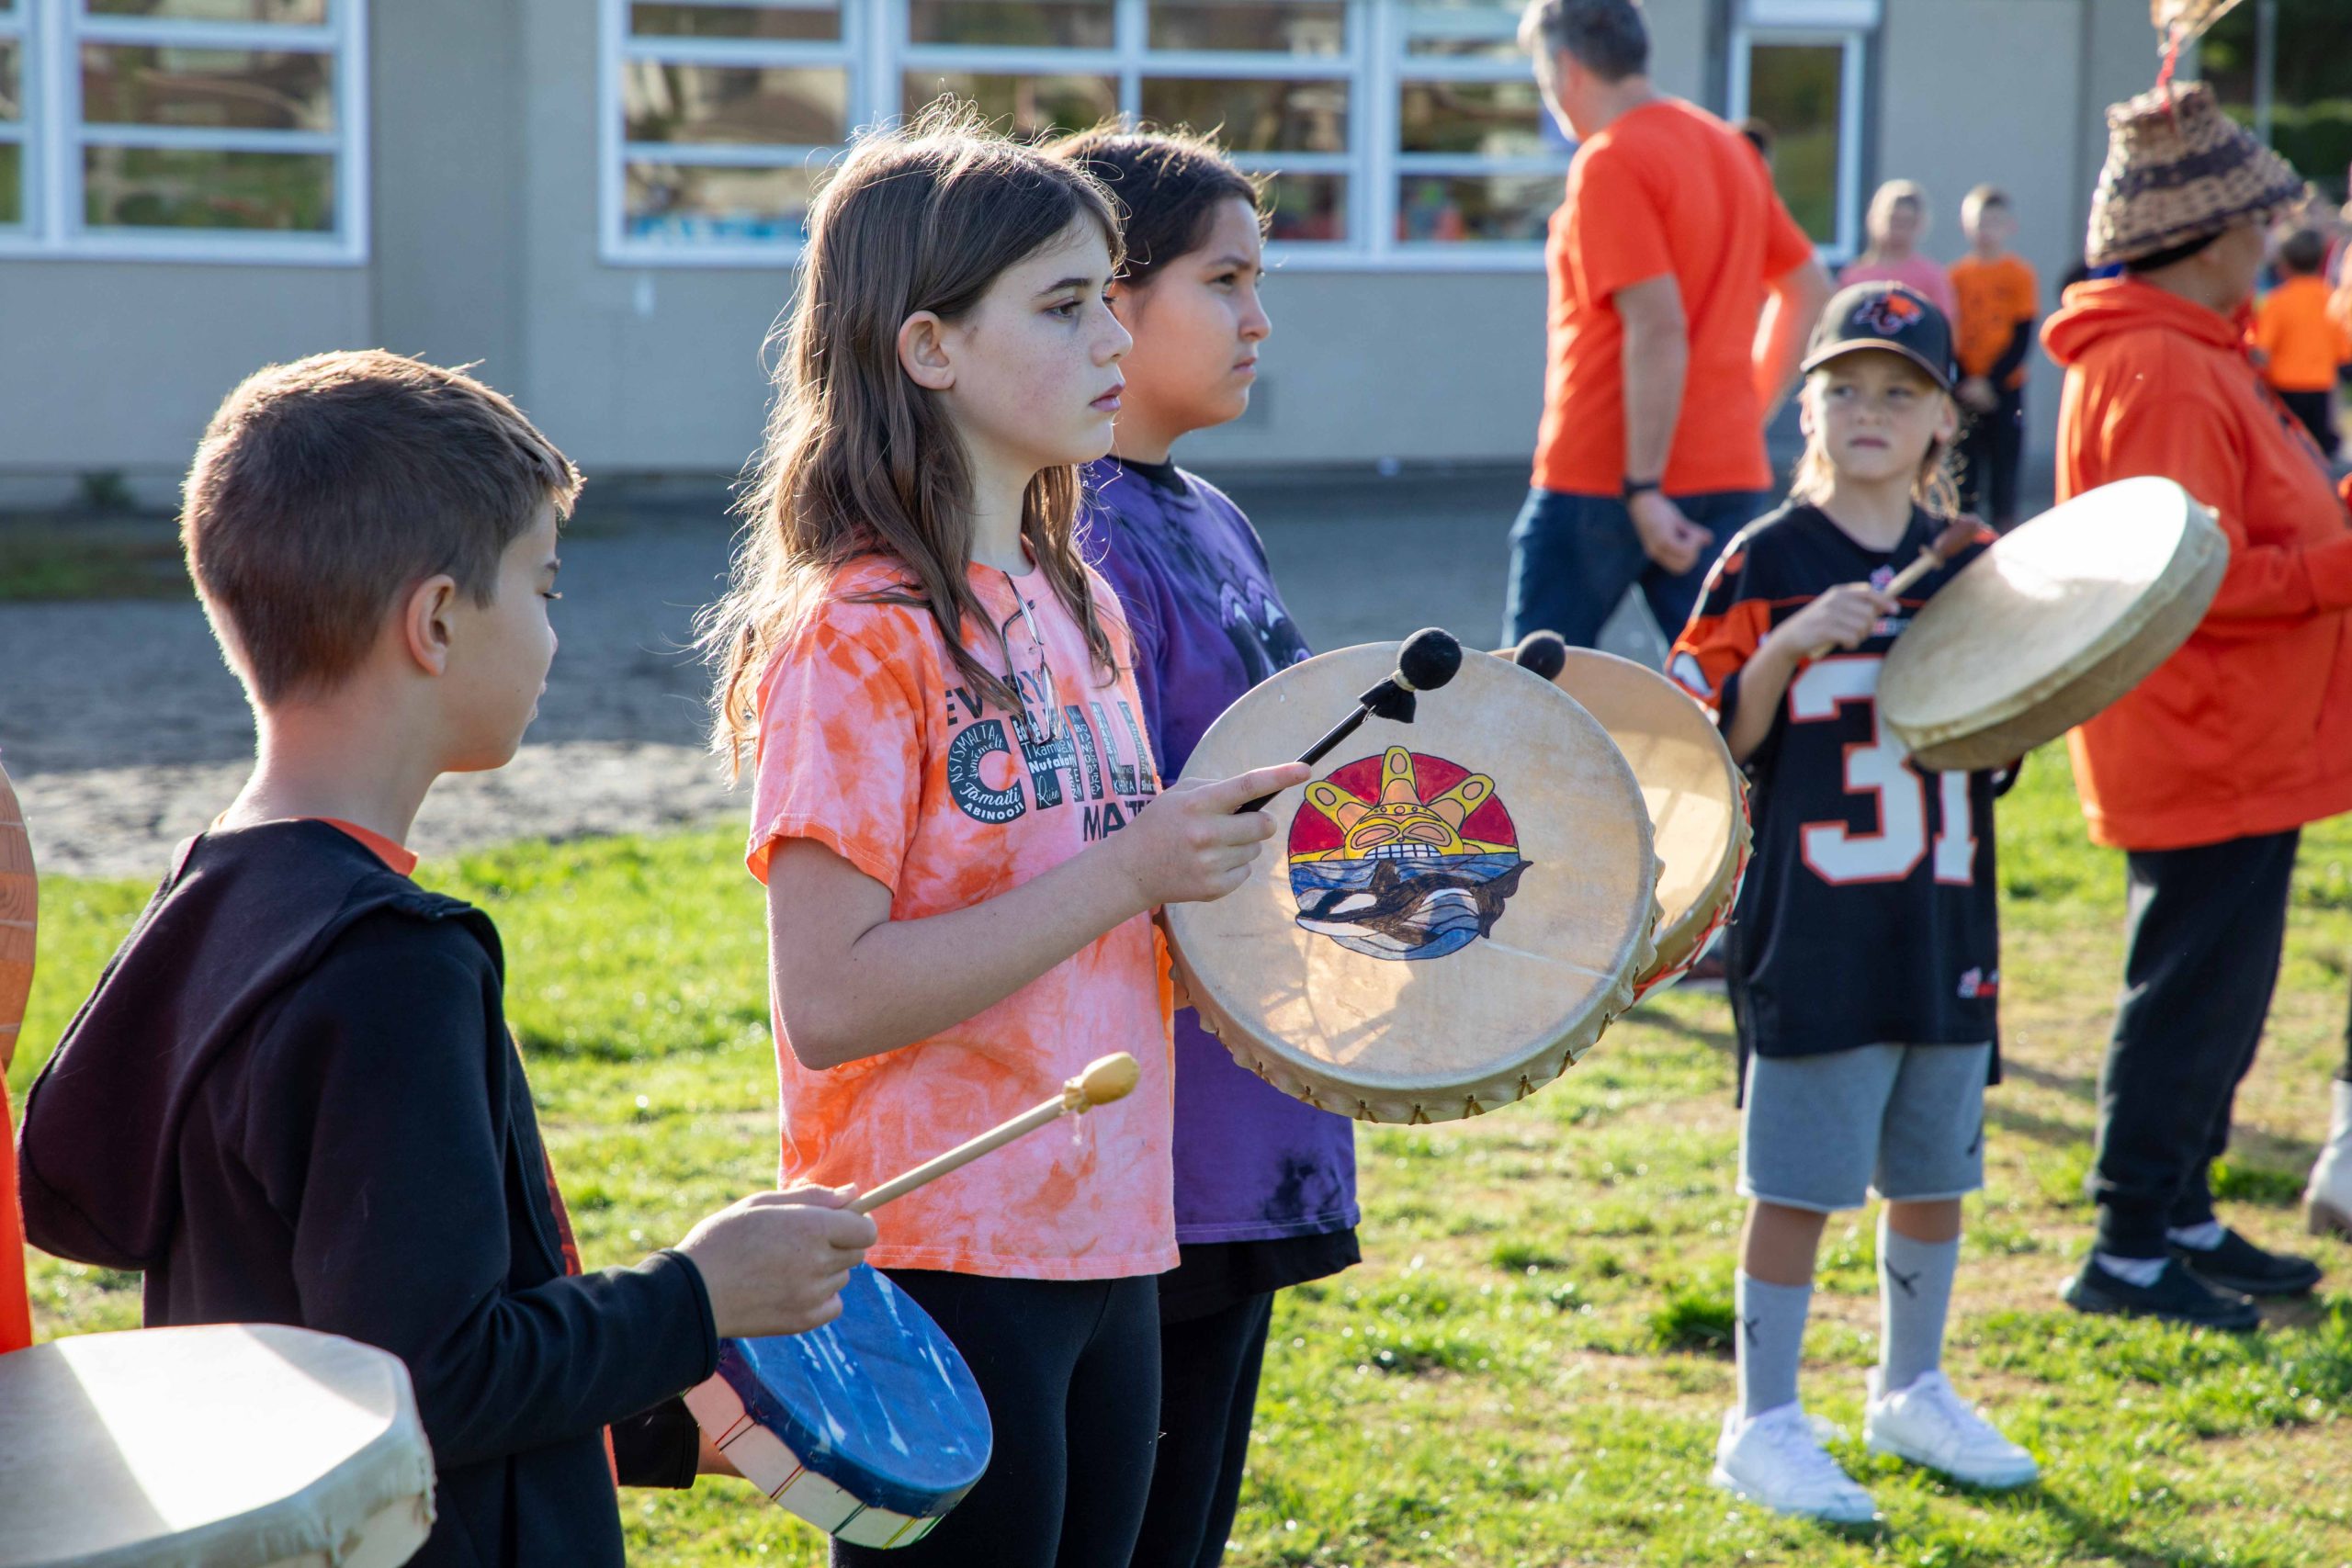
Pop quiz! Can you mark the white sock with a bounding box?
[2167,1219,2226,1250]
[1735,1271,1811,1422]
[1879,1218,1959,1393]
[2095,1251,2166,1287]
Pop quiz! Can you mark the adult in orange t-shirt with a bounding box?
[1502,0,1829,654]
[2045,82,2342,1329]
[2252,228,2350,458]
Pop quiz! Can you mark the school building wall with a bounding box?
[0,0,2171,501]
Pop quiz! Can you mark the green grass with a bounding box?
[12,752,2352,1564]
[0,514,192,601]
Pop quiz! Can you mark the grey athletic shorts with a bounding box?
[1739,1043,1993,1213]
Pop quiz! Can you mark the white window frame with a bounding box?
[0,0,367,264]
[1726,0,1871,264]
[600,0,1567,273]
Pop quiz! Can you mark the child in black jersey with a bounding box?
[1668,284,2037,1523]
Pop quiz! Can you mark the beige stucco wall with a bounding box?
[0,263,368,492]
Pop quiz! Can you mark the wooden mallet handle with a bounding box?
[850,1053,1140,1214]
[1804,519,1977,660]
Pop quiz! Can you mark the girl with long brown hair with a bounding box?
[703,108,1304,1566]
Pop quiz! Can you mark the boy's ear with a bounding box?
[401,574,461,677]
[898,310,955,392]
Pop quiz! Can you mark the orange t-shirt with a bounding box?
[1949,252,2040,389]
[748,559,1175,1280]
[1533,98,1815,498]
[2254,275,2352,393]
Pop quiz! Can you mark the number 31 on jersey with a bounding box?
[1789,658,1974,886]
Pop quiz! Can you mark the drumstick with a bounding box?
[850,1053,1140,1214]
[1806,517,1979,660]
[1238,627,1464,812]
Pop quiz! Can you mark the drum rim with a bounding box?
[1165,641,1659,1122]
[1881,479,2224,750]
[1544,646,1750,987]
[0,1323,433,1567]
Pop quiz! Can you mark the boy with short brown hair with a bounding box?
[17,351,876,1568]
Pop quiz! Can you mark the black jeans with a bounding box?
[2091,830,2299,1257]
[833,1271,1160,1568]
[1958,385,2026,528]
[2278,388,2341,461]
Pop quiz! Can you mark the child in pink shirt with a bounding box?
[1841,180,1960,321]
[703,113,1305,1567]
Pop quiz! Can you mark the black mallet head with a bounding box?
[1396,628,1463,693]
[1359,628,1462,725]
[1511,629,1567,682]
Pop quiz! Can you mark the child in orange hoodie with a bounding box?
[2253,228,2351,458]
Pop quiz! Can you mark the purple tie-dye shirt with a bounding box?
[1081,457,1361,1244]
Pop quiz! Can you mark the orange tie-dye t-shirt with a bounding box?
[747,558,1177,1280]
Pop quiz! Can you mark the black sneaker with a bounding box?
[2060,1257,2260,1330]
[2169,1228,2323,1297]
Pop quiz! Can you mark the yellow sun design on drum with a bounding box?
[1286,746,1529,963]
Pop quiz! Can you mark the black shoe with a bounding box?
[2169,1228,2323,1297]
[2060,1257,2260,1330]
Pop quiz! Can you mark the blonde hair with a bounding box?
[702,107,1125,777]
[1865,179,1929,249]
[1790,357,1961,516]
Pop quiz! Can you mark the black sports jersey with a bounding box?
[1668,501,2005,1067]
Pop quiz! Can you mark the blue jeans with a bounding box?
[1500,488,1770,651]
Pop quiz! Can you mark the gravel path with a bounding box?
[1,472,1667,879]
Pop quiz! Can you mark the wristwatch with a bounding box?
[1623,477,1664,502]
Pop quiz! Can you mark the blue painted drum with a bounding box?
[685,1262,992,1548]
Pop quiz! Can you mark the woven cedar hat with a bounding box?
[2086,81,2304,267]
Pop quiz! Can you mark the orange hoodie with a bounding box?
[2044,278,2352,851]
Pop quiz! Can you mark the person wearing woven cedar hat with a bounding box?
[2043,78,2352,1329]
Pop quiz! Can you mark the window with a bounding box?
[600,0,1573,269]
[0,0,26,232]
[0,0,365,260]
[1392,0,1571,248]
[1726,0,1873,262]
[607,0,855,252]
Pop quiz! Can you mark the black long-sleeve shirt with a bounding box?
[19,821,717,1566]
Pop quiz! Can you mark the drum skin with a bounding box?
[1880,477,2228,773]
[1544,649,1749,992]
[1165,642,1658,1124]
[0,1323,434,1568]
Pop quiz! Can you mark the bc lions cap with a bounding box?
[1800,282,1957,391]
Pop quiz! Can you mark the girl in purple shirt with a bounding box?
[1051,126,1360,1568]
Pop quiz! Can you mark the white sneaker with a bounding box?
[1864,1369,2039,1489]
[1710,1403,1881,1524]
[2306,1080,2352,1242]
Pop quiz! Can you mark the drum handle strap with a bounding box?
[851,1054,1140,1214]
